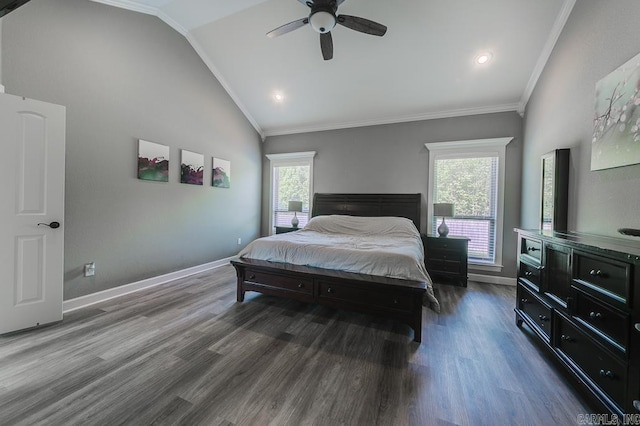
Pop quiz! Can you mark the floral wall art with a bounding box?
[592,51,640,171]
[212,157,231,188]
[180,149,204,185]
[138,139,169,182]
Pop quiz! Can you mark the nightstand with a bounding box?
[275,226,299,234]
[422,235,469,287]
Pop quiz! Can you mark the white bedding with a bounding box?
[238,215,439,311]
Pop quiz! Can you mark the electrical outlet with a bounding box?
[84,262,95,277]
[237,237,242,245]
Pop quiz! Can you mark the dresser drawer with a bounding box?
[573,252,630,307]
[244,269,313,295]
[517,283,552,340]
[518,261,542,291]
[573,287,629,354]
[555,314,627,408]
[317,281,413,312]
[520,237,542,263]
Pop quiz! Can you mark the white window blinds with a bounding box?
[266,151,316,234]
[432,155,499,263]
[272,164,310,228]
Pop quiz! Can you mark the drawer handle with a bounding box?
[298,283,304,289]
[560,334,572,342]
[536,265,544,271]
[524,271,533,277]
[527,246,539,252]
[635,323,640,333]
[589,269,603,277]
[249,274,255,280]
[599,369,614,379]
[589,312,602,320]
[634,400,640,412]
[327,287,334,294]
[520,298,529,304]
[538,315,548,322]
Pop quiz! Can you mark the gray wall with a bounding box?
[264,112,523,279]
[2,0,262,299]
[523,1,640,234]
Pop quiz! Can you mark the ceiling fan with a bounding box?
[266,0,387,61]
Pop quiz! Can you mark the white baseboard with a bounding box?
[63,257,234,313]
[468,273,517,286]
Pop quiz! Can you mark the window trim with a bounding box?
[425,138,513,271]
[266,151,316,235]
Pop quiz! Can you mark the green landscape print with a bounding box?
[138,139,169,182]
[212,157,230,188]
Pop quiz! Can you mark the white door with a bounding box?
[0,93,65,334]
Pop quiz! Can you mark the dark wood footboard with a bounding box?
[230,258,426,343]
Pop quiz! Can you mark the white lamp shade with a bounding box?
[433,203,454,217]
[310,11,336,33]
[288,201,303,212]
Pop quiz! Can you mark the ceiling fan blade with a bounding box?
[266,17,309,38]
[320,32,333,60]
[337,14,387,36]
[297,0,313,7]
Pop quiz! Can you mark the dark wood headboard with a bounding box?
[312,193,422,229]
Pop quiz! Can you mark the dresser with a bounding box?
[515,229,640,417]
[423,235,469,287]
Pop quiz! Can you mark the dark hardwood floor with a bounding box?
[0,265,591,425]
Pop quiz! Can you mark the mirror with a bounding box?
[540,149,570,231]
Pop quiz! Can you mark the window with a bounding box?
[425,138,512,270]
[266,151,316,234]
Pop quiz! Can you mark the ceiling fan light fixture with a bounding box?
[310,11,336,34]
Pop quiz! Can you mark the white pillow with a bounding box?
[304,215,419,238]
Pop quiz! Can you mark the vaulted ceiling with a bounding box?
[92,0,575,138]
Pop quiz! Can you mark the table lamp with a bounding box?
[288,201,303,227]
[433,203,454,237]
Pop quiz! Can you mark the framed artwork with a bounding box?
[138,139,169,182]
[212,157,230,188]
[180,149,204,185]
[592,51,640,171]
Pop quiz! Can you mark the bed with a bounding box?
[230,193,437,342]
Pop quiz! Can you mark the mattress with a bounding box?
[238,215,439,311]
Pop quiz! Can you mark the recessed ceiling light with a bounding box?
[273,91,285,103]
[475,52,492,65]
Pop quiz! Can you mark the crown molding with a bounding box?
[90,0,157,16]
[89,0,264,139]
[89,1,187,34]
[519,0,576,116]
[156,9,188,35]
[263,103,521,138]
[185,33,265,140]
